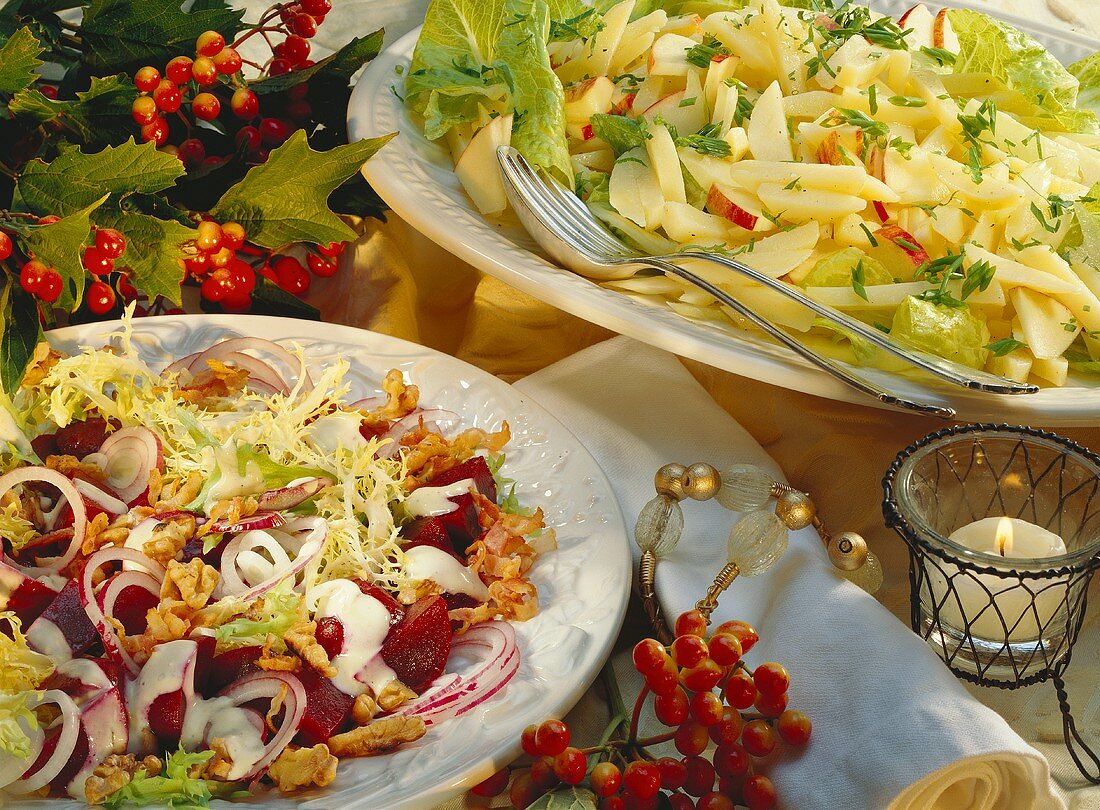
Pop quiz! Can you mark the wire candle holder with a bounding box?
[883,424,1100,783]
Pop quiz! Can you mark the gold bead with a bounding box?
[775,490,815,530]
[828,531,869,571]
[655,463,687,501]
[681,462,721,501]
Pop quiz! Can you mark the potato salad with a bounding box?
[406,0,1100,387]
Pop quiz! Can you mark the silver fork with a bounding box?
[497,147,1038,419]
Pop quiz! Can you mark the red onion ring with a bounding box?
[98,427,162,504]
[0,467,86,575]
[163,351,200,376]
[72,478,127,516]
[7,689,81,794]
[99,570,161,617]
[217,671,306,780]
[217,517,326,602]
[210,511,286,535]
[349,395,386,410]
[376,409,461,459]
[256,477,331,512]
[80,547,166,676]
[179,338,313,394]
[0,719,44,790]
[398,622,519,725]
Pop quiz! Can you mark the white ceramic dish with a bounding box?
[28,314,631,810]
[348,2,1100,425]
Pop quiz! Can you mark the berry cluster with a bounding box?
[471,611,811,810]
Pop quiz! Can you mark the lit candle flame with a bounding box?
[995,517,1013,557]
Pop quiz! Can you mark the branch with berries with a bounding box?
[0,0,395,390]
[469,610,811,810]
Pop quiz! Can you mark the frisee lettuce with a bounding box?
[0,691,41,759]
[0,612,55,693]
[213,579,304,653]
[102,748,242,809]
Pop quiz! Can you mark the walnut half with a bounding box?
[327,716,426,757]
[266,744,339,793]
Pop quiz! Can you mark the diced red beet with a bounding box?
[127,488,150,509]
[437,492,480,553]
[358,422,389,442]
[192,634,217,696]
[428,456,497,501]
[205,646,264,695]
[30,432,58,461]
[315,616,344,659]
[22,723,89,786]
[148,691,185,748]
[400,515,463,561]
[381,595,452,694]
[352,582,405,627]
[101,581,159,635]
[180,535,226,568]
[30,579,98,657]
[55,418,109,458]
[0,560,59,625]
[295,665,355,746]
[443,593,480,612]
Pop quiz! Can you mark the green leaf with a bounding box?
[18,139,184,216]
[525,787,598,810]
[0,277,43,394]
[79,0,244,73]
[985,338,1026,356]
[95,208,192,306]
[1069,51,1100,118]
[0,27,43,95]
[102,747,239,809]
[328,174,388,221]
[249,30,385,95]
[18,195,109,310]
[494,0,573,185]
[248,275,320,320]
[210,130,394,249]
[589,114,650,155]
[9,75,139,147]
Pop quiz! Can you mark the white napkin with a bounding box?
[515,335,1063,810]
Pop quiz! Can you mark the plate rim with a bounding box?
[39,312,632,810]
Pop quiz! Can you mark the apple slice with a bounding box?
[454,114,513,216]
[932,9,960,53]
[564,77,615,123]
[646,124,686,204]
[1032,356,1068,386]
[816,128,863,166]
[648,33,696,76]
[746,81,793,162]
[609,148,665,229]
[662,202,732,243]
[640,90,708,136]
[867,225,929,281]
[1010,287,1079,360]
[756,183,866,224]
[706,184,763,231]
[898,4,935,48]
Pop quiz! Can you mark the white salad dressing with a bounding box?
[307,411,370,455]
[404,479,475,518]
[127,639,197,753]
[26,619,72,663]
[180,695,266,781]
[57,658,115,693]
[207,444,265,502]
[403,545,490,601]
[309,579,396,695]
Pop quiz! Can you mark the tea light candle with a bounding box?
[932,517,1068,642]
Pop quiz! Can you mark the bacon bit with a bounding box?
[44,454,108,482]
[258,634,301,673]
[401,422,510,488]
[142,513,197,566]
[153,471,203,512]
[267,744,338,793]
[21,343,60,389]
[176,359,250,405]
[82,508,152,556]
[199,496,258,537]
[396,577,443,606]
[85,754,161,805]
[285,621,337,678]
[327,716,426,757]
[146,468,163,507]
[449,577,539,630]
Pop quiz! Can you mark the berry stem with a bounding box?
[598,664,630,744]
[627,684,650,744]
[633,730,677,747]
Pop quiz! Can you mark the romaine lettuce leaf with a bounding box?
[1069,51,1100,118]
[949,9,1080,118]
[891,295,989,369]
[1061,183,1100,266]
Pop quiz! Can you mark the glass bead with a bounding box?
[715,464,774,512]
[634,495,684,558]
[726,509,788,576]
[842,551,884,594]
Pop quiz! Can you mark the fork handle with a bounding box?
[677,251,1036,396]
[645,258,956,419]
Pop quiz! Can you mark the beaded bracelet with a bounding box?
[635,461,883,643]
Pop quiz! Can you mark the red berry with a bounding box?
[724,670,756,710]
[712,742,750,780]
[675,610,708,638]
[740,719,776,757]
[674,721,709,757]
[681,756,715,797]
[708,707,744,746]
[671,634,708,668]
[227,259,256,295]
[681,659,723,692]
[754,689,787,718]
[301,0,331,13]
[38,270,62,304]
[152,80,181,113]
[520,724,539,757]
[196,30,225,57]
[290,12,318,37]
[118,275,138,300]
[221,222,246,250]
[260,117,292,146]
[213,47,242,75]
[690,691,725,727]
[654,686,689,726]
[196,221,224,253]
[86,280,116,315]
[191,56,218,86]
[753,663,789,698]
[200,272,231,302]
[623,761,661,800]
[19,260,47,294]
[552,748,587,785]
[285,99,312,122]
[288,81,310,101]
[282,34,311,65]
[235,125,262,152]
[185,253,209,276]
[208,246,233,269]
[131,95,158,125]
[252,148,270,164]
[533,719,569,757]
[134,66,161,92]
[777,709,812,746]
[698,793,734,810]
[165,56,193,84]
[0,232,11,261]
[707,633,742,667]
[38,216,60,225]
[258,262,278,283]
[655,756,686,791]
[231,88,259,119]
[268,57,293,76]
[82,246,114,275]
[509,773,539,810]
[318,240,346,257]
[470,767,510,797]
[192,92,221,120]
[644,657,680,697]
[600,797,626,810]
[178,138,206,168]
[632,639,667,677]
[94,228,126,260]
[529,756,558,790]
[742,775,777,810]
[668,795,695,810]
[713,621,758,654]
[590,762,621,797]
[306,253,337,277]
[39,84,58,99]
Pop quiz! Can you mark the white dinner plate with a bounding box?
[348,2,1100,426]
[29,314,631,809]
